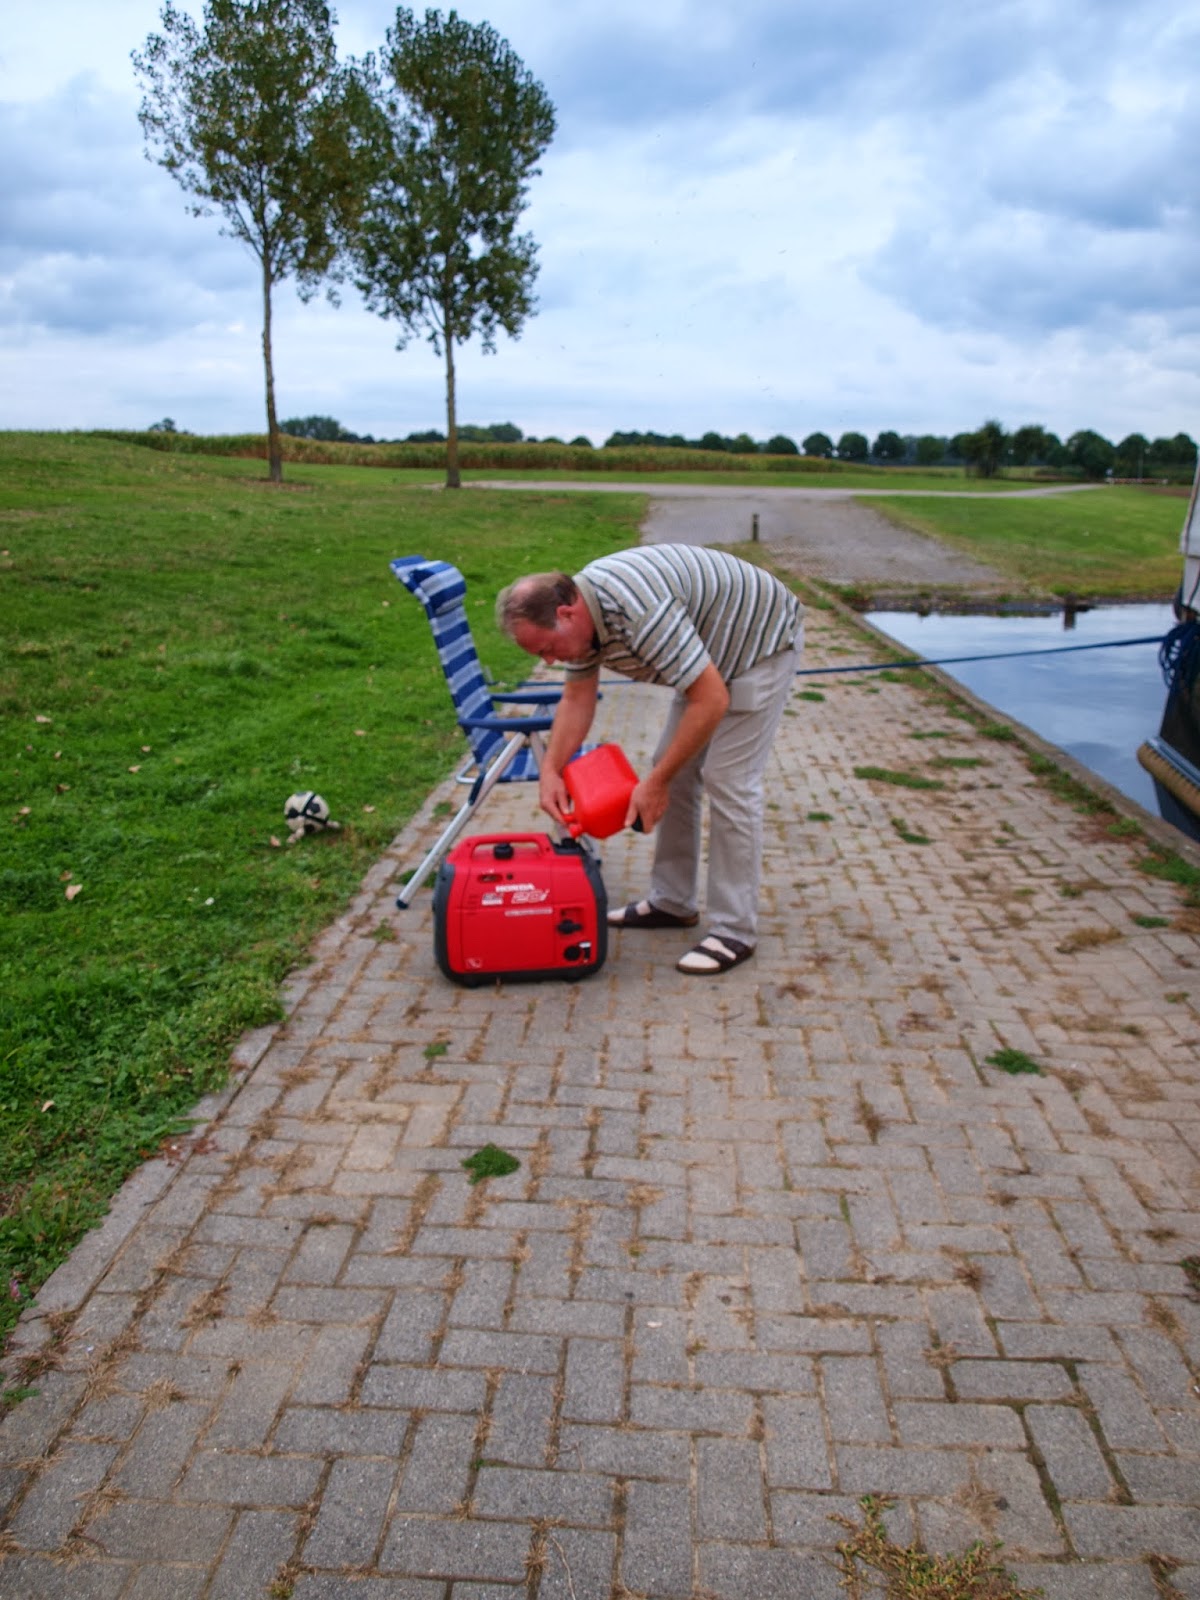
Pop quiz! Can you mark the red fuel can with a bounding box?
[432,833,607,986]
[563,743,639,839]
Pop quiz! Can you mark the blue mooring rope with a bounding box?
[796,633,1166,678]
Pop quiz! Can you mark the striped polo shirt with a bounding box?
[568,545,802,690]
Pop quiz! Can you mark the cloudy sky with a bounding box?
[2,0,1197,447]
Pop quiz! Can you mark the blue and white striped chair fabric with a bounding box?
[390,555,564,905]
[391,555,561,785]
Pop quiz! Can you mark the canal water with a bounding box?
[863,602,1175,818]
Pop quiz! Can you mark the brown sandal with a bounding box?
[607,899,699,930]
[676,935,754,974]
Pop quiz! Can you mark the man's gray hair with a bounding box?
[495,571,578,636]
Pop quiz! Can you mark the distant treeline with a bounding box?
[127,416,1198,482]
[276,415,596,448]
[602,423,1198,481]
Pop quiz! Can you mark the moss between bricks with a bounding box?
[461,1144,521,1185]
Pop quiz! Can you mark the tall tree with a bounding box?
[914,434,945,466]
[1067,429,1115,480]
[1148,433,1199,476]
[948,433,973,462]
[133,0,379,483]
[836,431,868,463]
[1009,423,1050,467]
[280,414,370,440]
[961,418,1008,479]
[353,8,555,489]
[872,430,905,463]
[1114,433,1150,479]
[802,431,833,459]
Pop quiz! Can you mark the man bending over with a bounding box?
[496,544,802,976]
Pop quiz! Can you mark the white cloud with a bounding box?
[0,0,1197,445]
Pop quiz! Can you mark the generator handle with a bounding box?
[459,832,556,857]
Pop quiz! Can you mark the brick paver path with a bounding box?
[2,595,1198,1600]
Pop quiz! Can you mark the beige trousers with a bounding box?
[647,636,800,947]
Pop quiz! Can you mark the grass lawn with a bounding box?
[0,432,639,1348]
[870,486,1188,597]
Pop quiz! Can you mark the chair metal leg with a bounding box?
[394,797,478,909]
[395,733,533,908]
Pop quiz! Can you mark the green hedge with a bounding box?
[82,433,1197,484]
[92,430,857,475]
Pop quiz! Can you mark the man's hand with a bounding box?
[539,767,571,825]
[626,773,670,833]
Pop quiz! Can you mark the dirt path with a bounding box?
[639,492,1011,595]
[470,480,1094,599]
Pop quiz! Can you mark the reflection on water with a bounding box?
[864,603,1174,816]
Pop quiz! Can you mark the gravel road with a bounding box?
[471,479,1101,598]
[637,488,1010,593]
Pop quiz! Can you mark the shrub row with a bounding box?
[92,430,861,475]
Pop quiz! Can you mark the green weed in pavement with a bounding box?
[854,765,946,790]
[835,1495,1042,1599]
[986,1048,1043,1076]
[461,1144,520,1184]
[892,818,932,845]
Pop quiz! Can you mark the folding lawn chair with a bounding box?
[390,556,576,906]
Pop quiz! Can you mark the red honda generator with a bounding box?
[432,833,607,986]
